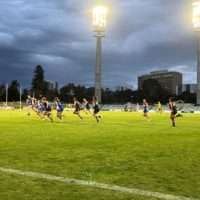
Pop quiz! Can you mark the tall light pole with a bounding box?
[193,1,200,104]
[5,83,8,107]
[19,85,22,110]
[92,6,107,103]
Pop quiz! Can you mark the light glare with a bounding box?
[93,6,108,29]
[193,1,200,29]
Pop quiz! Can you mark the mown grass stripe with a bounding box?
[0,167,198,200]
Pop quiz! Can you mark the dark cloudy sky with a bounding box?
[0,0,197,90]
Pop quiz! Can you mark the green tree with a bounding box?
[60,83,76,102]
[178,92,196,104]
[22,88,30,101]
[8,80,20,101]
[31,65,47,97]
[102,88,115,103]
[0,83,6,101]
[141,79,169,103]
[60,83,89,103]
[115,89,133,104]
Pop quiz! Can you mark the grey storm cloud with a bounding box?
[0,0,197,90]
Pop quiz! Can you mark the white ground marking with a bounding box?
[0,167,199,200]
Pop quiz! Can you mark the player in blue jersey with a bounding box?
[143,99,150,121]
[54,97,64,122]
[26,95,35,116]
[73,97,83,120]
[92,97,101,123]
[36,96,45,118]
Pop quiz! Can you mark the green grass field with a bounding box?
[0,110,200,200]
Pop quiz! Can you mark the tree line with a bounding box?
[0,65,196,104]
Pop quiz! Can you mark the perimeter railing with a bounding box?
[0,102,200,113]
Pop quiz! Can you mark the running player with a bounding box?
[26,95,34,116]
[42,97,53,122]
[143,99,150,121]
[73,97,83,120]
[156,101,163,115]
[136,103,140,112]
[169,97,182,127]
[37,96,45,118]
[92,97,101,123]
[54,97,64,122]
[83,98,90,114]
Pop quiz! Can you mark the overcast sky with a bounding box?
[0,0,197,90]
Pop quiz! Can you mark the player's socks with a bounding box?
[49,116,53,122]
[95,116,99,123]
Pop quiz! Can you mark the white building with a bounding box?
[46,80,58,92]
[116,85,134,91]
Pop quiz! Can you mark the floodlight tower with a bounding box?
[193,1,200,104]
[93,6,107,103]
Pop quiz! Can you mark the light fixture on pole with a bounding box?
[92,5,108,103]
[193,1,200,104]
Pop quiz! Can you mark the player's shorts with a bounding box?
[86,104,90,110]
[94,108,100,114]
[143,108,148,113]
[75,105,80,112]
[46,107,51,112]
[75,108,80,112]
[171,110,177,115]
[57,108,63,112]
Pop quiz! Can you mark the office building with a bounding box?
[138,70,182,95]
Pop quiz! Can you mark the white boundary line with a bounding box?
[0,167,199,200]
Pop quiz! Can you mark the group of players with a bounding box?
[27,95,102,123]
[27,94,182,127]
[142,97,183,127]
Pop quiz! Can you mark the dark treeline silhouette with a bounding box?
[0,83,6,102]
[0,65,197,104]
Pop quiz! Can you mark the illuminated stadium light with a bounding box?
[92,5,108,103]
[93,6,107,34]
[193,1,200,30]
